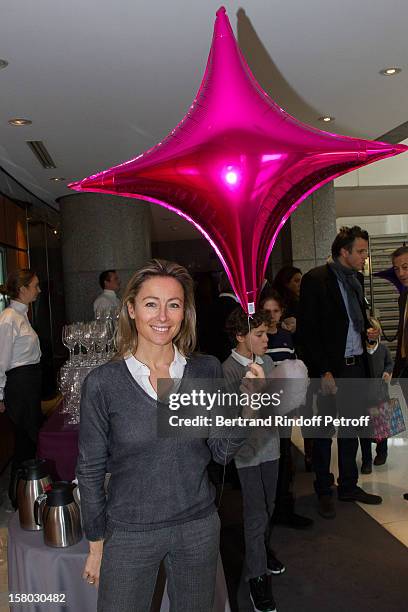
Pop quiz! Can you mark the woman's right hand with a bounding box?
[82,540,103,587]
[0,401,5,414]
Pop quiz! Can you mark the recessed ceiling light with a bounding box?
[8,118,32,126]
[318,116,335,123]
[49,177,66,182]
[379,67,402,76]
[0,59,8,70]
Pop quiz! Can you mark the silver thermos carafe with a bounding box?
[34,481,82,547]
[15,459,52,531]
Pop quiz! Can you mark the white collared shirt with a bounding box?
[125,344,187,399]
[230,349,264,367]
[0,300,41,400]
[93,290,121,316]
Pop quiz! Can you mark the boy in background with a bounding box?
[360,335,393,473]
[222,307,283,612]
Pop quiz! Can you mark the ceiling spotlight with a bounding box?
[318,116,335,123]
[0,59,8,70]
[49,177,66,182]
[8,118,32,126]
[380,67,402,76]
[53,229,58,235]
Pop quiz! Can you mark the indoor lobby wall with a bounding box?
[337,214,408,236]
[0,194,29,276]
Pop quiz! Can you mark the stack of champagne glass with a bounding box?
[62,308,119,367]
[59,308,120,423]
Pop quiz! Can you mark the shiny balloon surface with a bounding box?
[70,7,407,312]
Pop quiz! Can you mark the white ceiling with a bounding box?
[1,0,407,239]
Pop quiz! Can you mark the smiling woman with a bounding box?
[76,258,246,612]
[115,259,196,362]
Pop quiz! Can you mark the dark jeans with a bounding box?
[359,437,388,463]
[237,460,279,580]
[313,358,366,498]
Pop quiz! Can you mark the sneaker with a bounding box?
[318,495,336,519]
[338,486,382,505]
[267,551,286,575]
[373,454,387,466]
[274,512,314,530]
[249,574,277,612]
[361,462,372,474]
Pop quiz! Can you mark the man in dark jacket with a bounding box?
[392,246,408,383]
[298,226,382,518]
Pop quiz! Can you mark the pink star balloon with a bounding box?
[70,6,407,313]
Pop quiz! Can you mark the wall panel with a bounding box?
[0,196,6,243]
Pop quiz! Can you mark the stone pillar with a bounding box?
[266,183,336,279]
[59,193,152,321]
[289,182,336,274]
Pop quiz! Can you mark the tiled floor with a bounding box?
[292,380,408,547]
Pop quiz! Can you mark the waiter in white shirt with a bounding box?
[93,269,121,316]
[0,269,42,506]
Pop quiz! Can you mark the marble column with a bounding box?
[266,182,336,279]
[59,193,152,321]
[290,182,336,274]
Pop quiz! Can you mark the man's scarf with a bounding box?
[329,258,365,334]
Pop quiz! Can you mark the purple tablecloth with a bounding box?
[37,403,79,481]
[8,512,97,612]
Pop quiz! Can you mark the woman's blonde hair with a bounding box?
[115,259,196,359]
[0,269,37,300]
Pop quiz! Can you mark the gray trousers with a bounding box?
[237,460,279,580]
[97,512,220,612]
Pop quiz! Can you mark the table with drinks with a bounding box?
[8,317,114,611]
[7,459,97,612]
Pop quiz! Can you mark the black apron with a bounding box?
[4,363,43,442]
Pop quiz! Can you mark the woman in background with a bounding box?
[260,292,313,530]
[0,269,42,507]
[272,266,315,470]
[272,266,302,334]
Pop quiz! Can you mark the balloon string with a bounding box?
[247,314,255,363]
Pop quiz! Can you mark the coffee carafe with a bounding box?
[14,459,52,531]
[34,482,82,547]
